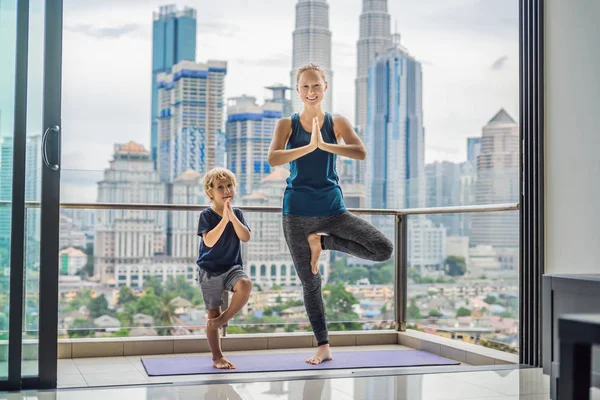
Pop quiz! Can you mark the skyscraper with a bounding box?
[226,95,282,196]
[265,84,292,117]
[355,0,392,132]
[156,60,227,183]
[290,0,333,114]
[151,5,197,168]
[0,137,13,253]
[467,137,482,166]
[95,142,166,285]
[365,36,424,211]
[425,161,463,236]
[471,109,520,248]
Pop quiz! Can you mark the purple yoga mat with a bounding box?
[141,350,459,376]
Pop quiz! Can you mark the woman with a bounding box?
[267,63,394,365]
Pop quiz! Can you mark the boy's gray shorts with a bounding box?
[197,265,248,310]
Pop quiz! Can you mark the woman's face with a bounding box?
[297,70,327,107]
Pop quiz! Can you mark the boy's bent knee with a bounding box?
[207,308,222,319]
[234,278,252,293]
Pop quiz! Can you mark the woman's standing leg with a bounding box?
[283,215,332,364]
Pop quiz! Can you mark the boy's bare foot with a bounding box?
[307,233,322,275]
[305,344,332,365]
[213,356,235,369]
[207,314,227,331]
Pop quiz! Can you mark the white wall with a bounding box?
[545,0,600,274]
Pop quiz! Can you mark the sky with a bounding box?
[2,0,519,202]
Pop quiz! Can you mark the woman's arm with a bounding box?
[319,115,367,160]
[267,117,317,166]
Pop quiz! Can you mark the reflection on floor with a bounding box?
[2,368,594,400]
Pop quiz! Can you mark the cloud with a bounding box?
[427,145,460,155]
[197,20,240,38]
[234,54,290,68]
[65,23,142,39]
[490,55,509,70]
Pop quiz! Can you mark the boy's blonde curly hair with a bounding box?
[202,167,237,200]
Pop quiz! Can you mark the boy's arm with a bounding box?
[201,213,230,247]
[228,205,251,242]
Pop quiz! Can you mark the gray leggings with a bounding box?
[282,211,394,346]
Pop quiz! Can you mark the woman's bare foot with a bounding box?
[307,233,322,275]
[213,356,235,369]
[207,314,227,331]
[305,344,332,365]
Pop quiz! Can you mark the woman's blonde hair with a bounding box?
[296,63,327,84]
[202,167,237,200]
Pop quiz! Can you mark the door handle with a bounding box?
[42,125,60,171]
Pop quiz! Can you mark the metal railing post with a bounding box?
[394,213,408,332]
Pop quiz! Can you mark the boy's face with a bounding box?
[209,178,235,207]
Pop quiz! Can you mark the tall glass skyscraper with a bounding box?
[365,35,424,210]
[151,5,197,168]
[226,95,282,196]
[290,0,333,114]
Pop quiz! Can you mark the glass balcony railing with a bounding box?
[0,198,519,354]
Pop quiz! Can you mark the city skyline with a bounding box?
[58,0,518,204]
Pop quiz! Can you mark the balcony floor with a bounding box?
[4,363,580,400]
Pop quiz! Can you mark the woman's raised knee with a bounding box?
[374,237,394,262]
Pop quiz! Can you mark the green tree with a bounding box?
[68,318,94,338]
[369,263,394,285]
[88,294,110,319]
[117,302,137,328]
[327,258,347,283]
[275,296,282,304]
[428,309,442,318]
[347,266,369,284]
[407,300,421,320]
[136,288,161,317]
[324,282,361,331]
[165,276,199,303]
[143,277,164,297]
[117,286,137,306]
[445,256,467,277]
[484,295,497,305]
[272,285,282,290]
[66,289,93,311]
[73,244,94,277]
[154,293,176,336]
[456,307,471,317]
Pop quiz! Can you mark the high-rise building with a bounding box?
[151,5,197,167]
[0,135,41,268]
[471,109,520,248]
[290,0,333,114]
[365,36,424,211]
[467,137,482,165]
[156,60,227,183]
[226,95,282,196]
[95,142,167,285]
[355,0,392,132]
[265,84,293,118]
[170,169,205,259]
[425,161,463,236]
[0,137,13,253]
[408,218,447,275]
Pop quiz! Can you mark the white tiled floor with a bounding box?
[4,345,591,399]
[2,368,597,399]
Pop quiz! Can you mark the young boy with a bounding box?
[197,167,252,370]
